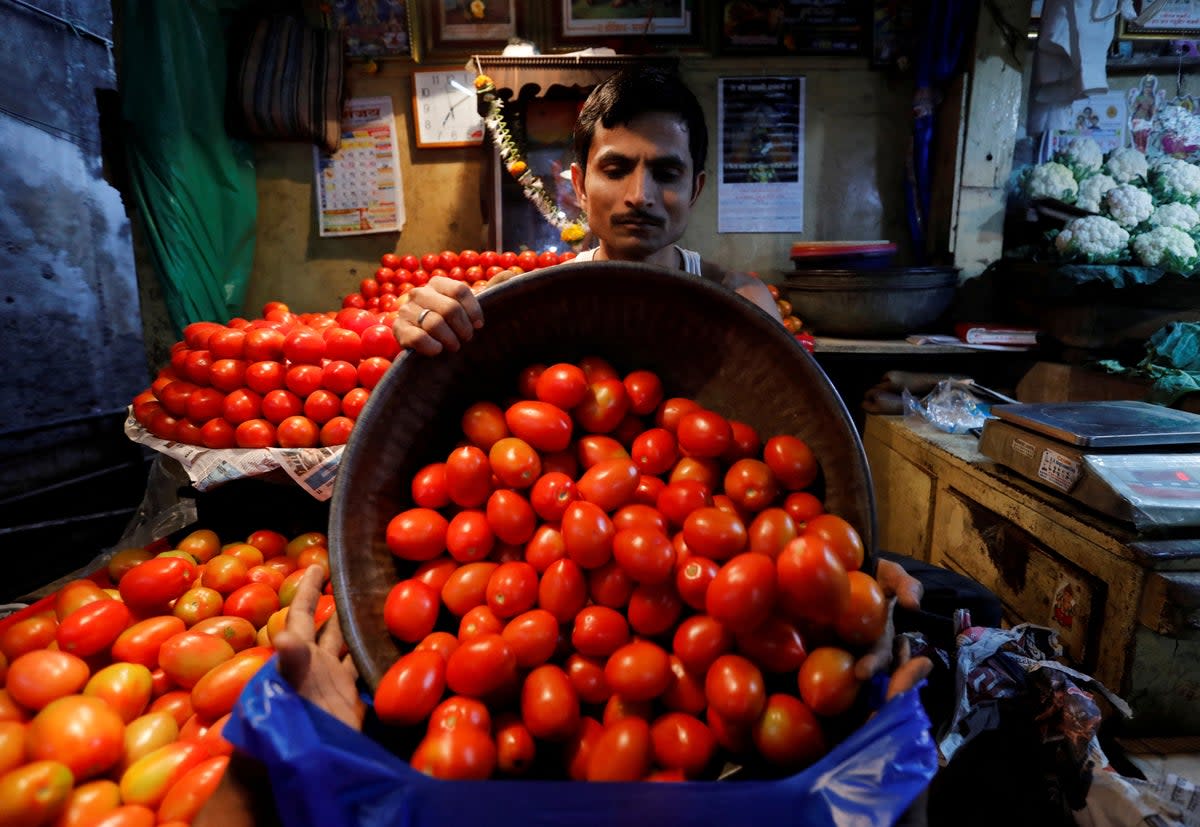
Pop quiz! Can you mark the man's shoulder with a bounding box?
[698,258,753,289]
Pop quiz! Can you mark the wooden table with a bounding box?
[863,414,1200,735]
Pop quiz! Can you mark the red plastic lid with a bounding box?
[791,241,897,258]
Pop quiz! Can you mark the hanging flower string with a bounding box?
[475,74,588,247]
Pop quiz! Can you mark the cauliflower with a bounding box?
[1075,173,1117,213]
[1103,184,1155,228]
[1149,158,1200,206]
[1023,161,1078,203]
[1148,202,1200,232]
[1054,215,1130,262]
[1131,226,1200,273]
[1104,147,1149,183]
[1055,137,1104,177]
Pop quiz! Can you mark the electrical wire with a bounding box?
[0,101,96,150]
[2,0,112,47]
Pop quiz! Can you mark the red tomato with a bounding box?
[669,456,722,490]
[147,692,194,729]
[460,401,508,451]
[495,715,536,775]
[631,428,677,476]
[797,646,860,716]
[189,648,270,720]
[576,457,639,512]
[672,614,734,675]
[357,357,391,389]
[650,712,715,777]
[410,728,496,780]
[485,561,538,619]
[243,360,285,394]
[199,418,235,448]
[612,504,668,535]
[504,401,573,452]
[200,555,249,596]
[516,363,545,398]
[112,616,186,668]
[28,695,125,780]
[324,327,363,363]
[7,650,90,710]
[84,662,154,723]
[575,379,629,434]
[565,654,610,705]
[836,571,888,647]
[724,420,762,461]
[577,435,629,471]
[656,480,712,527]
[459,605,502,641]
[655,397,702,432]
[627,582,683,637]
[411,462,451,509]
[488,437,541,489]
[674,554,719,611]
[191,616,258,652]
[763,435,819,490]
[386,508,449,561]
[561,501,615,569]
[535,363,588,409]
[612,527,675,585]
[604,640,671,702]
[529,472,577,522]
[383,579,439,643]
[682,507,747,560]
[56,599,131,657]
[234,419,276,448]
[662,656,707,715]
[184,387,225,423]
[704,654,766,724]
[319,415,353,448]
[119,741,209,809]
[485,490,537,546]
[775,535,850,624]
[520,664,580,740]
[676,410,732,458]
[705,552,777,634]
[119,557,196,615]
[222,583,279,629]
[577,356,619,383]
[537,558,587,623]
[428,696,492,734]
[723,459,779,513]
[564,716,603,780]
[570,606,629,658]
[444,634,518,699]
[587,559,634,609]
[747,508,798,558]
[523,524,565,573]
[53,778,122,827]
[500,609,558,668]
[752,694,826,768]
[445,510,493,563]
[284,365,322,397]
[445,445,492,507]
[587,718,651,781]
[156,755,229,824]
[804,514,865,572]
[158,632,235,689]
[784,491,825,525]
[415,631,460,663]
[735,615,807,673]
[374,650,446,725]
[0,761,74,826]
[622,370,664,416]
[441,562,498,617]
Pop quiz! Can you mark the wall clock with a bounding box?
[411,67,485,149]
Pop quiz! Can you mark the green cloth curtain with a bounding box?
[121,0,256,335]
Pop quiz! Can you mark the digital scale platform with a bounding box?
[978,401,1200,531]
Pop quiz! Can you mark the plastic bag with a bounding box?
[903,379,991,434]
[225,659,938,827]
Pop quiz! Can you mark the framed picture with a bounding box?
[328,0,411,57]
[557,0,695,39]
[489,95,588,252]
[718,0,867,56]
[1120,0,1200,38]
[870,0,913,68]
[412,0,518,60]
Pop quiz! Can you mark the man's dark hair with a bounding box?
[573,65,708,178]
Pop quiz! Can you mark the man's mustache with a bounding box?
[612,211,664,227]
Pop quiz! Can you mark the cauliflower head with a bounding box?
[1131,225,1200,273]
[1055,137,1104,176]
[1148,202,1200,232]
[1103,147,1149,183]
[1103,184,1155,228]
[1024,161,1078,203]
[1054,215,1130,263]
[1149,158,1200,206]
[1075,173,1117,213]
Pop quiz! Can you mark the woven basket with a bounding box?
[329,261,876,690]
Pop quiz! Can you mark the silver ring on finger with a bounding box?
[417,307,434,327]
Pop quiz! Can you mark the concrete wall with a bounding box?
[244,56,914,315]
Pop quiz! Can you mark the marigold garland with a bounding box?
[475,74,588,247]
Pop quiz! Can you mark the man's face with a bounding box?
[571,111,705,266]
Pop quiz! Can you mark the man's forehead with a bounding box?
[589,113,691,161]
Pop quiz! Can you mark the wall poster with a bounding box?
[717,76,806,233]
[314,96,406,237]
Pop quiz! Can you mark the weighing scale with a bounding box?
[978,401,1200,531]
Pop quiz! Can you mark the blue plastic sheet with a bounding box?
[225,659,938,827]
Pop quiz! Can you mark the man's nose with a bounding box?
[624,167,655,208]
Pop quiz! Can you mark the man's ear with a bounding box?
[570,162,587,210]
[690,170,706,206]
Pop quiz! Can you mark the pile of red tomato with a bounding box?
[374,357,887,782]
[341,248,575,311]
[0,527,332,826]
[129,248,575,451]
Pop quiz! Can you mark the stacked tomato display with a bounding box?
[130,249,575,451]
[373,358,887,782]
[0,528,332,826]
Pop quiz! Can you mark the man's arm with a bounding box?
[699,260,782,321]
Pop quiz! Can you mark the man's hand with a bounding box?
[392,277,484,356]
[876,557,923,611]
[274,566,365,731]
[853,558,926,693]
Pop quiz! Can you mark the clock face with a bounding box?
[412,68,485,149]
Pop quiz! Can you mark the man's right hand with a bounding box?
[392,276,485,356]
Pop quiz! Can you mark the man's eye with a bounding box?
[654,168,683,183]
[601,166,628,179]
